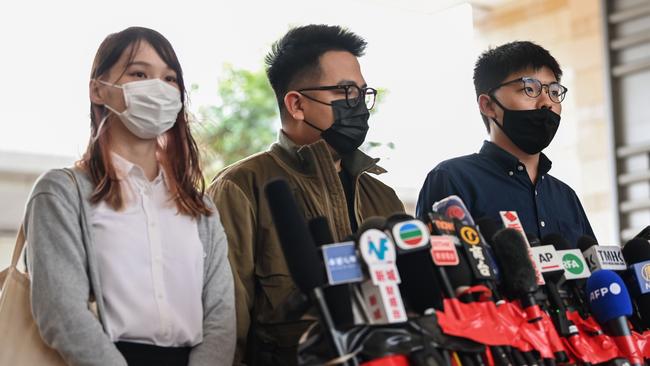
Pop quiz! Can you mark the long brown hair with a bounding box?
[79,26,211,218]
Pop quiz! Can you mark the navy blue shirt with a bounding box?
[416,141,595,247]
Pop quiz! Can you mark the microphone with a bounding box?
[356,217,407,324]
[490,228,540,314]
[578,236,627,272]
[498,211,545,285]
[621,238,650,330]
[586,270,643,366]
[264,178,350,362]
[431,195,475,226]
[526,233,542,248]
[491,228,546,366]
[476,217,503,245]
[384,213,445,313]
[308,216,356,328]
[454,220,496,281]
[549,234,591,316]
[536,235,572,342]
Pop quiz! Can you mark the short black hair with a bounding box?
[265,24,367,115]
[473,41,563,132]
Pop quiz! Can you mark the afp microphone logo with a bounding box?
[589,281,623,302]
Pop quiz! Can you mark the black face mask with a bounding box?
[303,99,370,155]
[490,96,561,155]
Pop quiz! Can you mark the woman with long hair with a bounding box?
[23,26,235,365]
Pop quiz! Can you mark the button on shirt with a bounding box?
[90,153,204,347]
[416,141,595,247]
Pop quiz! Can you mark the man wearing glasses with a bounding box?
[209,24,404,365]
[416,41,595,246]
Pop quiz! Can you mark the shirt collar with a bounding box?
[479,140,552,176]
[110,151,166,185]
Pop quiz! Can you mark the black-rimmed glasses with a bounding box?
[488,77,568,103]
[298,84,378,110]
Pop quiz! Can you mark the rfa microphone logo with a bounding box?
[589,282,622,302]
[393,221,429,250]
[563,253,585,275]
[558,250,591,280]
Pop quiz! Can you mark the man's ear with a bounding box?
[89,79,105,105]
[478,94,497,120]
[284,91,304,120]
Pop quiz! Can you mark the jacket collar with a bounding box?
[271,130,387,177]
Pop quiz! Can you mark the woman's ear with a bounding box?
[89,79,105,105]
[478,94,497,120]
[284,91,304,121]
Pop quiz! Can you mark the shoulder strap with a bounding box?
[5,168,83,272]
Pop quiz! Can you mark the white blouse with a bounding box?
[90,152,204,347]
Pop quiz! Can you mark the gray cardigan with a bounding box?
[23,168,235,366]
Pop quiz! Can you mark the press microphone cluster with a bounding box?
[264,181,650,366]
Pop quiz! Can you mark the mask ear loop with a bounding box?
[90,79,123,142]
[91,112,110,142]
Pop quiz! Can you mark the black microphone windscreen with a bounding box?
[577,235,598,253]
[542,233,572,250]
[476,217,502,245]
[265,178,325,293]
[385,212,415,229]
[358,216,387,233]
[622,238,650,264]
[307,216,355,328]
[396,250,445,312]
[309,216,335,247]
[445,253,474,290]
[526,232,541,247]
[492,228,538,296]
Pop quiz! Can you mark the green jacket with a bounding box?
[208,132,405,365]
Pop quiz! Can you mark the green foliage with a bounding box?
[193,64,279,178]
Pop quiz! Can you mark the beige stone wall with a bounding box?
[473,0,616,242]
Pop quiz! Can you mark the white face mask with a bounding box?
[95,78,182,139]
